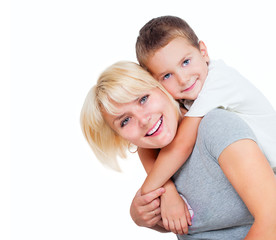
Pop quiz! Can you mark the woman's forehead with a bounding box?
[101,95,136,116]
[101,88,160,116]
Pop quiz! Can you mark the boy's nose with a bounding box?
[176,74,188,86]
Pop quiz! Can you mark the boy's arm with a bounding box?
[138,148,192,233]
[138,147,160,174]
[141,116,202,195]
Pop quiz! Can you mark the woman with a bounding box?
[80,61,276,239]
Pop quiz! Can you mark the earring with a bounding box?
[128,142,138,154]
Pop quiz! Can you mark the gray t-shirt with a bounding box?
[173,109,256,240]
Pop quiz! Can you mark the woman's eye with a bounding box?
[163,73,171,80]
[182,59,190,66]
[121,117,130,127]
[139,95,149,105]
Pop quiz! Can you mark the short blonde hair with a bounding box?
[80,61,180,171]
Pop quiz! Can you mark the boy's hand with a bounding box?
[160,192,192,235]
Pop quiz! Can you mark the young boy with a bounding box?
[136,15,276,233]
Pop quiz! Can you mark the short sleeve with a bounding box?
[197,109,257,162]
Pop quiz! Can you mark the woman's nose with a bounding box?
[137,113,151,127]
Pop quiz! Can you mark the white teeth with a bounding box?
[147,118,162,136]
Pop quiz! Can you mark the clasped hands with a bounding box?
[130,187,192,235]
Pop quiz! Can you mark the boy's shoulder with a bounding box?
[208,59,228,71]
[207,59,242,83]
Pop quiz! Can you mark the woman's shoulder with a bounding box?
[198,109,257,160]
[200,108,252,132]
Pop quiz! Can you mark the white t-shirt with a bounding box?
[184,59,276,168]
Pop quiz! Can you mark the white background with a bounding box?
[2,0,276,239]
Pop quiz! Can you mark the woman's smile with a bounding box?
[146,116,163,136]
[102,88,179,149]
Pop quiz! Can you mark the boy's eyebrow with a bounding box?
[154,67,172,79]
[155,56,188,79]
[178,56,187,65]
[155,70,168,79]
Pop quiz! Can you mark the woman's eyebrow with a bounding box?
[112,97,140,125]
[113,113,126,125]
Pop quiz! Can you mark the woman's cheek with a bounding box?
[122,128,140,145]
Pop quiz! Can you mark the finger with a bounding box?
[183,201,192,226]
[146,214,162,228]
[132,188,160,209]
[134,188,142,197]
[142,198,161,213]
[137,205,161,224]
[141,187,165,205]
[163,218,169,231]
[151,207,161,217]
[157,219,164,228]
[174,219,184,235]
[180,217,189,235]
[169,220,176,234]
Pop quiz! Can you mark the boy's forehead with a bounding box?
[163,37,194,53]
[147,37,194,74]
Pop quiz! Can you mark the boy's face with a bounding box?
[147,37,210,100]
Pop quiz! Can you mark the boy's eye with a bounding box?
[121,117,130,127]
[163,73,171,80]
[182,59,190,66]
[139,95,149,105]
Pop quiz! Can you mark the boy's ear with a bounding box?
[199,41,210,63]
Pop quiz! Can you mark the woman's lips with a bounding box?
[146,116,163,136]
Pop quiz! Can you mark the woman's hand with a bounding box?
[160,189,192,235]
[130,187,166,230]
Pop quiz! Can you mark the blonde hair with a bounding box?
[80,61,180,171]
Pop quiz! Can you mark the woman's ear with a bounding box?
[199,41,210,63]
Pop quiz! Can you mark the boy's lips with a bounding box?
[146,116,163,136]
[182,81,196,92]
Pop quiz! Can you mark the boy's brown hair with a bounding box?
[136,15,200,70]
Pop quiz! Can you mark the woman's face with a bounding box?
[102,88,179,149]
